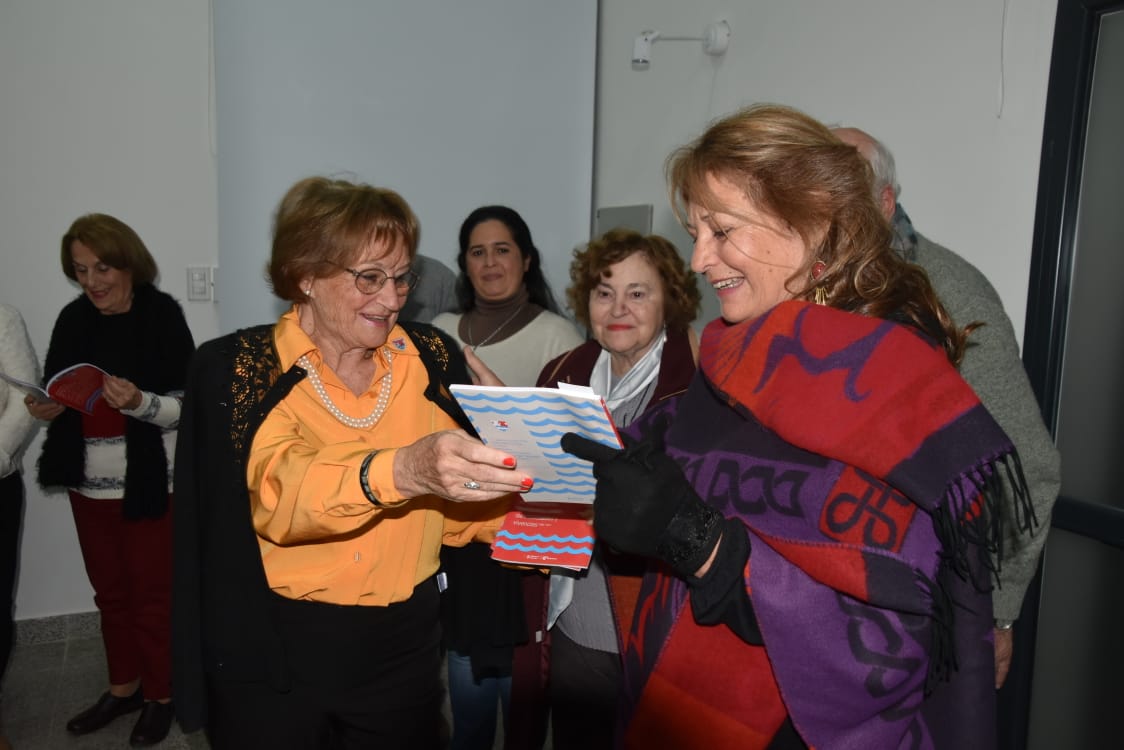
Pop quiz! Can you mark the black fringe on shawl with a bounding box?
[930,452,1034,594]
[921,451,1034,691]
[915,566,957,696]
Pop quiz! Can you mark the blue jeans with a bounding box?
[446,650,511,750]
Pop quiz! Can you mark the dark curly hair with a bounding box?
[667,103,969,364]
[566,228,700,333]
[454,205,561,313]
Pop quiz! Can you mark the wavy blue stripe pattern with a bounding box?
[545,469,591,479]
[532,479,596,491]
[492,542,594,555]
[496,531,595,543]
[539,449,583,461]
[453,386,619,503]
[528,427,617,441]
[464,418,616,444]
[455,391,606,408]
[457,402,603,417]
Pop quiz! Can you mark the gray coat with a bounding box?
[904,227,1061,622]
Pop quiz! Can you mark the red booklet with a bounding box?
[0,363,109,415]
[490,501,596,571]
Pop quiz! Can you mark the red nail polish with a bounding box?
[503,457,516,468]
[521,477,534,488]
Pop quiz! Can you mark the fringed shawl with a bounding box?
[618,301,1030,749]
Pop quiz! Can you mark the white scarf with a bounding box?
[548,328,668,633]
[588,328,667,410]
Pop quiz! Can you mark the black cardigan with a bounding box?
[37,284,194,518]
[172,321,473,733]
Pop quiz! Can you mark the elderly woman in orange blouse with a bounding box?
[172,176,530,750]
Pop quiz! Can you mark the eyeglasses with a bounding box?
[330,263,420,295]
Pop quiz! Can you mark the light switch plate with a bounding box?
[594,204,653,236]
[186,266,211,301]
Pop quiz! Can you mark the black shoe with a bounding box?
[129,701,175,747]
[66,688,144,734]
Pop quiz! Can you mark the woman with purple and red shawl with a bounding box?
[561,104,1032,749]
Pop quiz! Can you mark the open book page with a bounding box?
[450,383,621,571]
[0,363,109,415]
[0,370,51,403]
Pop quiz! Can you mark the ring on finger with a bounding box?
[463,480,482,491]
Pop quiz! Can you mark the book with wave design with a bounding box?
[490,502,596,569]
[450,383,621,570]
[450,383,621,504]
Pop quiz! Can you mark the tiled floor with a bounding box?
[1,614,206,750]
[1,613,513,750]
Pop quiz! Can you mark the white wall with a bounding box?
[1,0,1061,621]
[213,0,597,332]
[596,0,1058,338]
[0,1,219,619]
[0,0,596,620]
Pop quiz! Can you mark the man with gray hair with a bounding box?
[834,126,1061,690]
[399,254,458,323]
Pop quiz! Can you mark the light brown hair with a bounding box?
[268,176,420,302]
[61,214,158,285]
[667,103,968,363]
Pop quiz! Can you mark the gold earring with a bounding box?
[809,260,828,305]
[304,287,314,298]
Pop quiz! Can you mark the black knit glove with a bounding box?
[561,432,724,579]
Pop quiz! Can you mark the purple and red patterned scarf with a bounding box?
[617,301,1029,749]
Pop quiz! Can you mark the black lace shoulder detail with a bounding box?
[406,325,455,373]
[228,326,283,456]
[400,321,475,434]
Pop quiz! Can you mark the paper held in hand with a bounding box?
[449,383,623,569]
[449,383,622,503]
[0,363,109,415]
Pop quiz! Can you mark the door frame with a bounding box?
[1024,0,1124,547]
[1008,0,1124,747]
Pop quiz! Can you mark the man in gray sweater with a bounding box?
[400,254,458,323]
[835,127,1061,689]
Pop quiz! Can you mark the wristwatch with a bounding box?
[994,619,1015,631]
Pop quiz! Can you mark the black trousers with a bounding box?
[0,471,24,684]
[207,579,443,750]
[549,627,621,750]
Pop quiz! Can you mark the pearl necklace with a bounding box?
[466,303,526,348]
[298,350,393,429]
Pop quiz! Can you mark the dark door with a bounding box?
[1011,1,1124,747]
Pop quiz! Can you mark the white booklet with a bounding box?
[449,383,622,504]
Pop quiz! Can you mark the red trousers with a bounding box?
[69,492,173,700]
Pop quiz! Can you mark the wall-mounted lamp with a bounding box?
[631,20,731,70]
